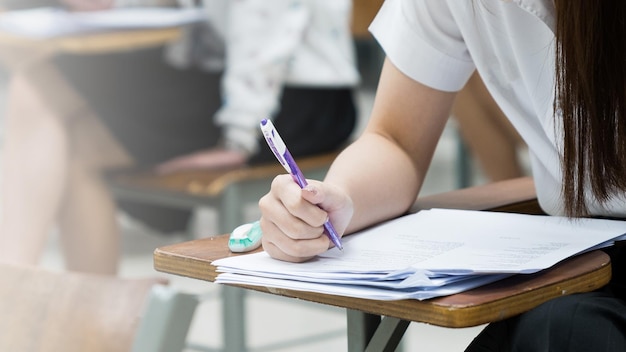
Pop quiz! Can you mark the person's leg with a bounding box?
[0,67,71,265]
[57,161,121,274]
[453,73,525,182]
[56,109,132,274]
[0,61,131,273]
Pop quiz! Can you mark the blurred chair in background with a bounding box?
[0,263,199,352]
[351,0,385,88]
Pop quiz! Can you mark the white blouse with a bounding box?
[370,0,626,217]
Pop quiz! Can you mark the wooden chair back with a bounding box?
[0,264,167,352]
[351,0,385,39]
[107,151,341,199]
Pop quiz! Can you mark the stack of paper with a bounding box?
[214,209,626,300]
[0,7,206,39]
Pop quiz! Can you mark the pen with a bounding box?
[260,118,344,251]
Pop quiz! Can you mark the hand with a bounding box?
[155,147,247,174]
[258,176,354,262]
[60,0,114,11]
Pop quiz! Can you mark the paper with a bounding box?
[214,209,626,301]
[0,7,206,39]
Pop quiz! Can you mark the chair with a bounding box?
[0,264,198,352]
[352,0,385,89]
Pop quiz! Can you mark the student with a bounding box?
[0,0,359,274]
[258,0,626,350]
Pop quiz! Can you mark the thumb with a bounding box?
[301,182,354,235]
[301,182,350,213]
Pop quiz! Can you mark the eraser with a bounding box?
[228,220,263,253]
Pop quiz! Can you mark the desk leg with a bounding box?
[347,309,409,352]
[222,285,246,352]
[220,186,248,352]
[347,310,380,351]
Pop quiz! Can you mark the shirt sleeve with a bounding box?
[214,0,310,155]
[369,0,475,92]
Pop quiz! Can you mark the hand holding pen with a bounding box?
[260,119,345,252]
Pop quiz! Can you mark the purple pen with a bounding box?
[260,118,344,251]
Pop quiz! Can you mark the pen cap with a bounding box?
[260,119,290,172]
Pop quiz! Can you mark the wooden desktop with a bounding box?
[0,27,181,54]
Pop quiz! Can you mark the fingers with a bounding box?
[259,175,329,260]
[260,217,328,263]
[259,175,353,262]
[263,176,329,233]
[302,182,353,214]
[301,181,354,237]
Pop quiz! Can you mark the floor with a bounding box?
[0,72,494,351]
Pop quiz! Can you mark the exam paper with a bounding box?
[216,272,512,301]
[214,209,626,300]
[0,7,206,39]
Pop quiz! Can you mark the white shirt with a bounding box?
[370,0,626,217]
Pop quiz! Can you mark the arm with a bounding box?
[259,58,456,261]
[327,59,456,233]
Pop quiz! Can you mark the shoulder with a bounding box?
[370,0,475,92]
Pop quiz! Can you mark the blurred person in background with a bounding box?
[0,0,359,274]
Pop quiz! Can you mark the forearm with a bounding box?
[325,59,457,234]
[325,133,422,234]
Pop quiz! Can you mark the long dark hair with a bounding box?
[554,0,626,216]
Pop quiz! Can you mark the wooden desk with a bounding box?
[0,26,182,71]
[0,27,181,54]
[153,177,613,351]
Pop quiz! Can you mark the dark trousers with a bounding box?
[466,245,626,352]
